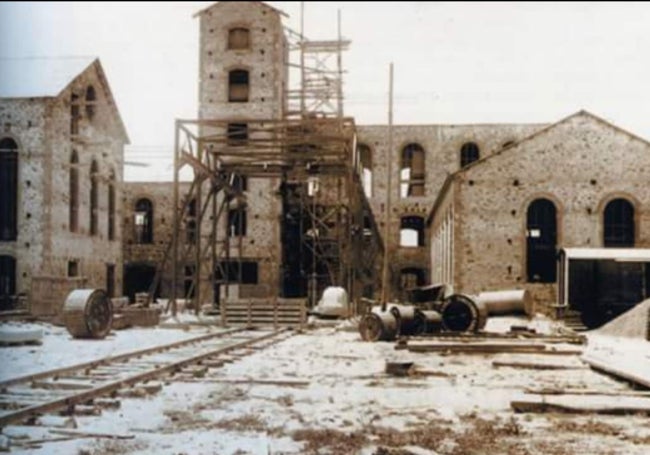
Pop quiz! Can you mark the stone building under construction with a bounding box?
[2,1,649,327]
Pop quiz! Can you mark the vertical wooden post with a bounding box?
[381,64,394,312]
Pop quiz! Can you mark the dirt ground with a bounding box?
[2,315,649,454]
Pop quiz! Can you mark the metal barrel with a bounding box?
[63,289,113,339]
[358,306,398,342]
[440,294,488,333]
[389,304,419,336]
[413,309,442,335]
[477,289,534,316]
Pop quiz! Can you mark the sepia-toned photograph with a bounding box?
[0,2,649,454]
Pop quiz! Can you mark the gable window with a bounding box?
[400,216,425,247]
[228,28,250,50]
[70,93,80,135]
[603,198,634,247]
[400,143,425,197]
[85,85,97,121]
[229,70,249,102]
[0,138,18,241]
[358,143,373,198]
[460,142,480,168]
[526,198,557,283]
[89,160,99,236]
[69,150,79,232]
[134,198,154,244]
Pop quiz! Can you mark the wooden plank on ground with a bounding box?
[512,397,650,416]
[582,355,650,389]
[492,360,583,370]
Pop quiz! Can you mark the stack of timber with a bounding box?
[222,298,306,328]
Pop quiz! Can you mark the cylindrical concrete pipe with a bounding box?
[63,289,113,339]
[440,294,488,333]
[358,306,398,342]
[389,304,419,336]
[413,309,443,335]
[476,289,534,316]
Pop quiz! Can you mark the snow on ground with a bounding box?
[0,321,224,381]
[2,315,650,454]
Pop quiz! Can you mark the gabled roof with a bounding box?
[427,110,650,224]
[193,1,288,19]
[0,57,129,143]
[0,56,95,98]
[455,110,650,175]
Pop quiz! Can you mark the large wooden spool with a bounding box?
[63,289,113,339]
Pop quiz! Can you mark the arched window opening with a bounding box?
[134,198,154,244]
[70,93,80,135]
[107,169,116,240]
[89,160,99,236]
[0,138,18,241]
[526,198,557,283]
[85,85,97,121]
[358,143,373,198]
[227,123,248,145]
[228,27,250,50]
[186,198,197,245]
[227,207,247,237]
[229,69,249,102]
[460,142,480,168]
[400,143,425,197]
[69,150,79,233]
[400,216,425,247]
[0,255,16,311]
[604,198,635,247]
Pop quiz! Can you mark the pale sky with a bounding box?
[2,2,650,181]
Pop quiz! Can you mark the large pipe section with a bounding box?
[440,294,488,333]
[476,290,534,316]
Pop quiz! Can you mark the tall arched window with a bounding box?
[603,198,635,247]
[526,198,557,283]
[69,150,79,233]
[89,160,99,236]
[85,85,97,121]
[228,27,250,50]
[107,168,115,241]
[0,255,16,311]
[400,216,425,247]
[0,138,18,241]
[358,143,373,198]
[460,142,480,168]
[229,69,249,102]
[400,143,425,197]
[134,198,154,244]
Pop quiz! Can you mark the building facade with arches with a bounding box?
[0,57,128,315]
[428,110,650,312]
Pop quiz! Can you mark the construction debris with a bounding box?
[358,306,398,341]
[595,298,650,339]
[511,397,650,416]
[0,324,43,346]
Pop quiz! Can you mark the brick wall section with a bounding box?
[357,123,545,298]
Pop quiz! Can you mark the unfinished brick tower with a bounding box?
[163,2,382,324]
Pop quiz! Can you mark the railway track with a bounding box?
[0,327,291,428]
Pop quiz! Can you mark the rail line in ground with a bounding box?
[0,328,290,428]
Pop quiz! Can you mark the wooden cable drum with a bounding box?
[440,294,487,333]
[63,289,113,339]
[358,306,398,342]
